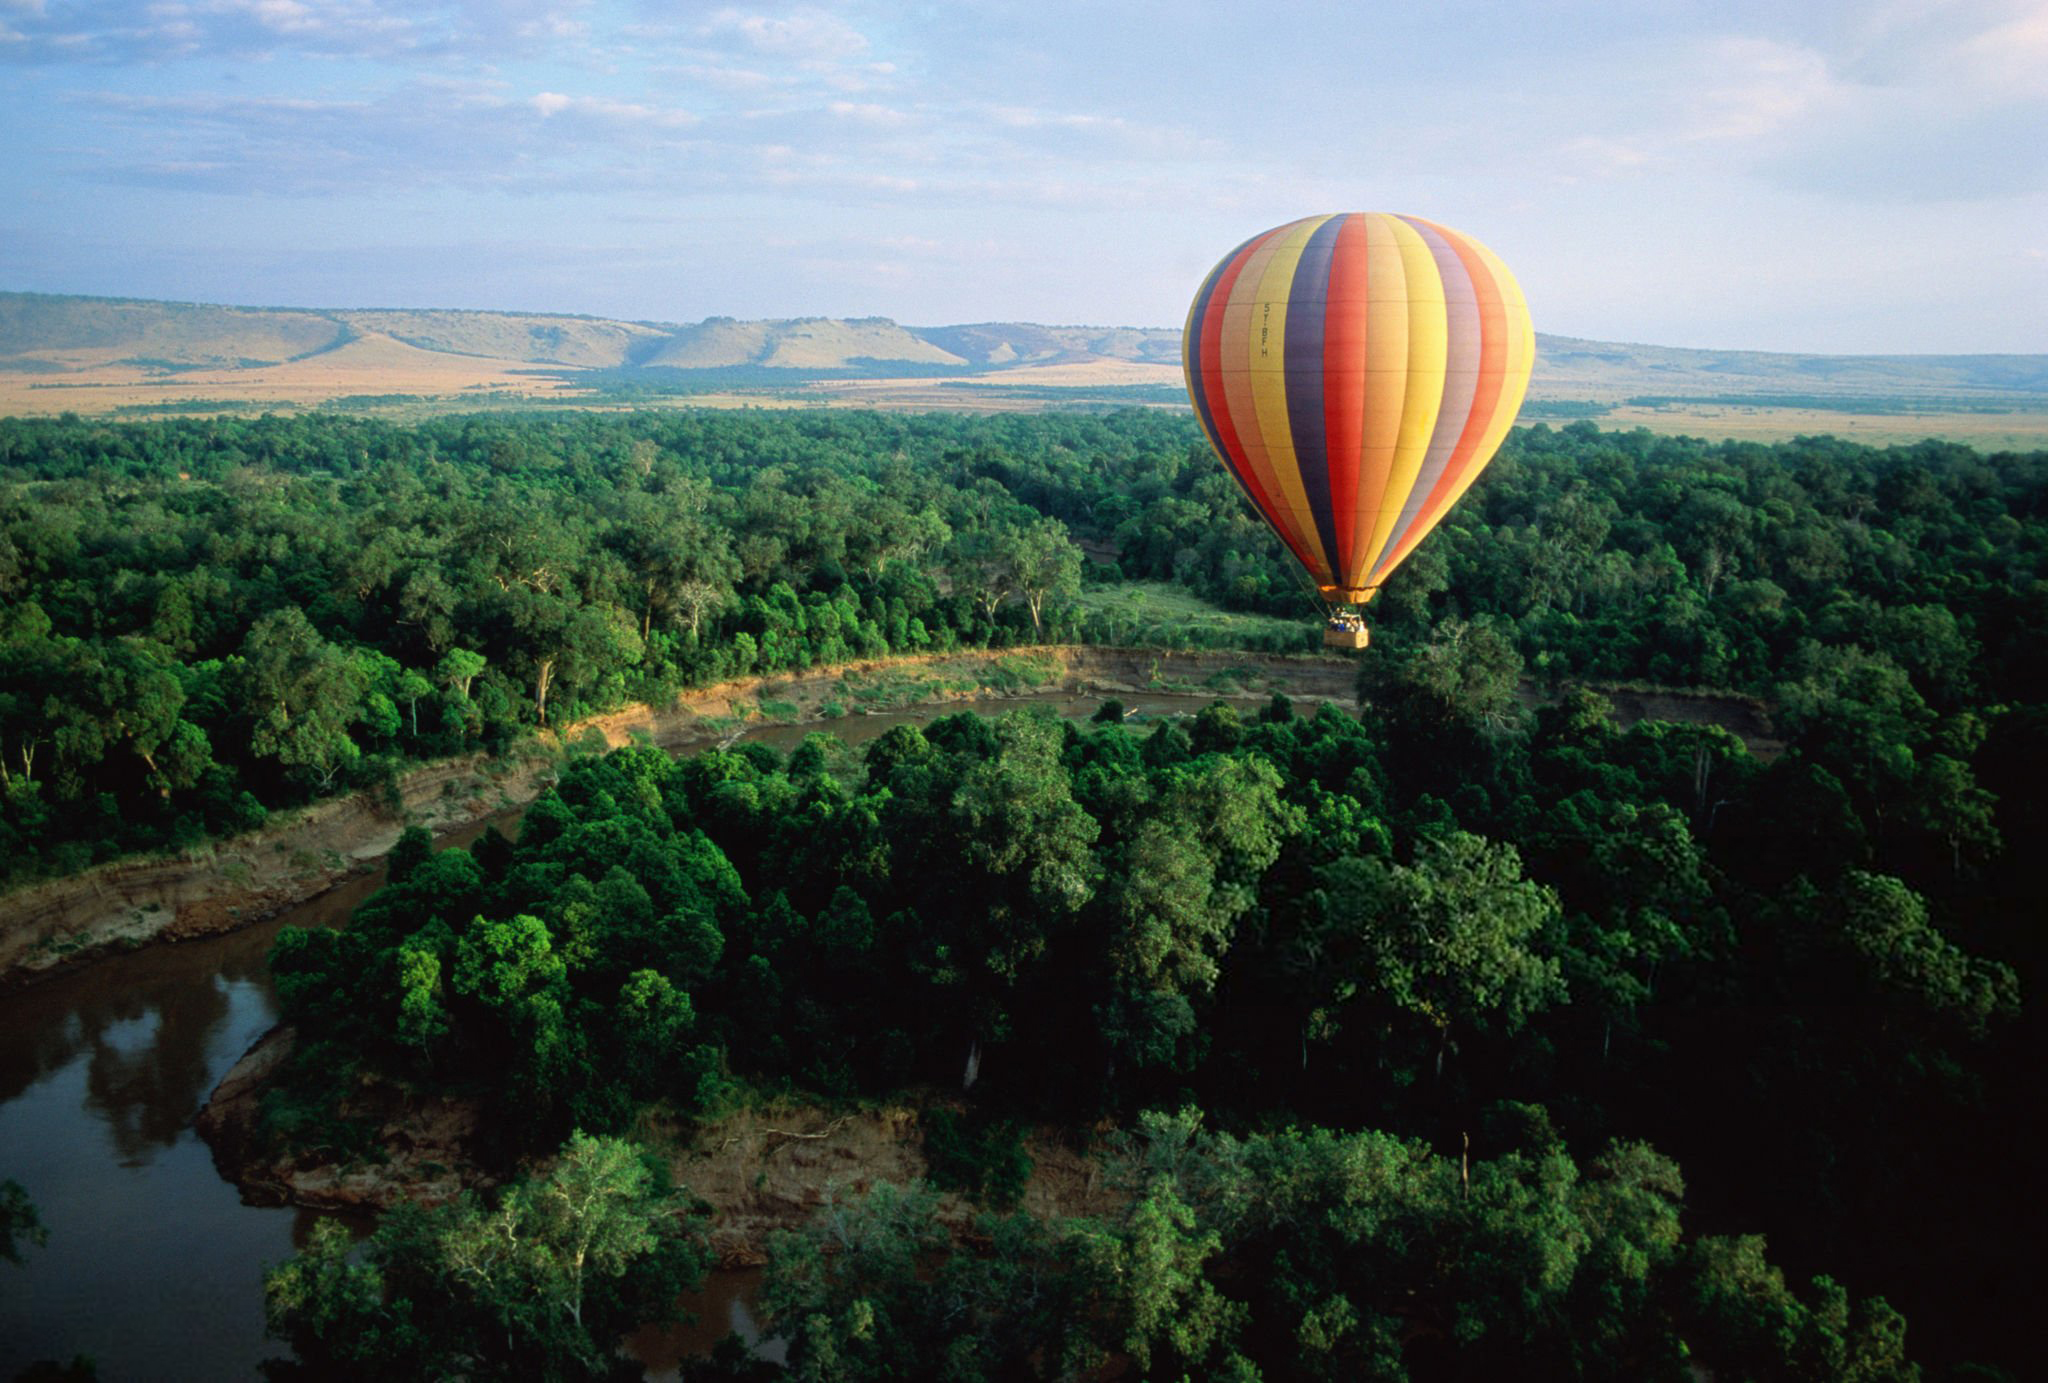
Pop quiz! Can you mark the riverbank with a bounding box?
[0,646,1359,989]
[196,1023,1123,1267]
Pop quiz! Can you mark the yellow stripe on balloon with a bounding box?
[1346,213,1410,588]
[1372,230,1533,580]
[1217,227,1316,569]
[1349,214,1448,589]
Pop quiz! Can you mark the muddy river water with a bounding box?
[0,692,1282,1380]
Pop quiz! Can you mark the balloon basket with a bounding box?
[1323,624,1370,650]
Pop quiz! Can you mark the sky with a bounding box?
[2,0,2044,354]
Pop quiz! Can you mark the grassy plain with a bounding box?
[1586,401,2048,450]
[1070,581,1320,645]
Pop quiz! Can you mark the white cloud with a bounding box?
[666,61,788,93]
[0,0,596,63]
[827,99,908,126]
[1555,136,1653,181]
[58,79,706,196]
[977,102,1223,160]
[1930,4,2048,97]
[1682,37,1846,144]
[530,90,696,126]
[700,6,867,61]
[5,0,2043,347]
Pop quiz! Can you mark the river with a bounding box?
[0,691,1284,1380]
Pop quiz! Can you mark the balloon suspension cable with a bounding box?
[1283,561,1327,620]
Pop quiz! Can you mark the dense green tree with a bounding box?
[264,1131,706,1383]
[237,607,369,790]
[5,407,2038,1375]
[1315,832,1565,1075]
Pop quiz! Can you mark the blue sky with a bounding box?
[2,0,2043,352]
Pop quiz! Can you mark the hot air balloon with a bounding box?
[1182,213,1533,648]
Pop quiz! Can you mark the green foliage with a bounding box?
[1073,1169,1248,1377]
[1315,832,1566,1051]
[1069,580,1316,652]
[918,1106,1033,1208]
[747,1107,1924,1382]
[3,410,2043,913]
[10,407,2033,1375]
[255,675,2028,1376]
[760,1181,1097,1383]
[263,1131,707,1382]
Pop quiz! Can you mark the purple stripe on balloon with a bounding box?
[1282,215,1345,580]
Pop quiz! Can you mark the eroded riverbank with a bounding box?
[0,646,1360,990]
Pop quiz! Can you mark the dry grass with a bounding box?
[6,344,2046,448]
[1591,402,2048,449]
[0,331,585,414]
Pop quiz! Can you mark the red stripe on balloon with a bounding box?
[1320,213,1370,574]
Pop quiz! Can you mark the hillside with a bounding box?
[3,291,2045,444]
[1531,334,2048,400]
[637,316,967,370]
[0,293,349,370]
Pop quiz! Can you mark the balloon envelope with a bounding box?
[1182,212,1533,604]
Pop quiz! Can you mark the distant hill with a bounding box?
[638,316,966,370]
[0,293,1199,376]
[1531,334,2048,401]
[0,293,348,370]
[3,291,2045,443]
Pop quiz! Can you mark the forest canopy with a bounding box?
[3,407,2043,1376]
[2,409,2042,893]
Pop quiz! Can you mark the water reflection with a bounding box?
[632,1268,787,1378]
[0,913,280,1153]
[90,982,230,1166]
[0,958,295,1380]
[0,848,385,1379]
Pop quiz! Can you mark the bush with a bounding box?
[920,1105,1034,1208]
